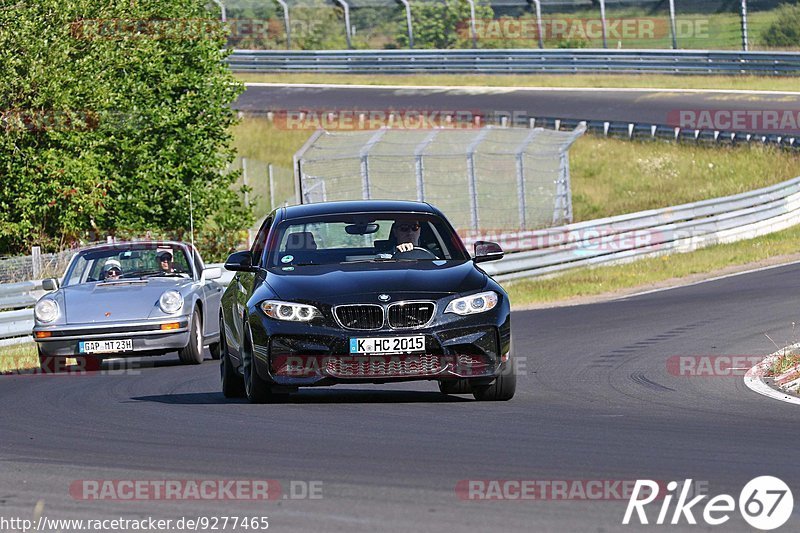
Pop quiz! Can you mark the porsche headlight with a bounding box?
[159,291,184,314]
[260,300,320,322]
[444,291,499,316]
[34,299,60,323]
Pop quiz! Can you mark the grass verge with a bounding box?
[503,223,800,307]
[235,73,800,93]
[0,341,38,374]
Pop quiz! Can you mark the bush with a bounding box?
[0,0,251,257]
[761,3,800,48]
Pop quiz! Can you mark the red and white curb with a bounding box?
[744,342,800,406]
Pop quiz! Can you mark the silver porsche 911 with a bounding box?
[32,241,223,370]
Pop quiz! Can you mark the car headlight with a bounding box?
[260,300,321,322]
[444,291,499,316]
[159,291,184,314]
[34,299,60,323]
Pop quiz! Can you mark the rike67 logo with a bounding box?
[623,477,793,530]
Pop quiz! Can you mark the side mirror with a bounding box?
[473,241,504,263]
[224,250,257,272]
[42,278,59,291]
[203,267,222,281]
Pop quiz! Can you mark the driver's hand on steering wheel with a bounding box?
[395,243,414,253]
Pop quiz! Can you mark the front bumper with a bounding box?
[33,318,190,357]
[249,311,512,386]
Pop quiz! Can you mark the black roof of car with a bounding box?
[280,200,438,220]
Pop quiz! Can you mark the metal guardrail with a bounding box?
[478,175,800,282]
[227,49,800,76]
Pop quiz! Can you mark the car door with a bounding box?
[228,216,273,360]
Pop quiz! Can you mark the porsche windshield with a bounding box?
[267,213,469,267]
[62,245,193,286]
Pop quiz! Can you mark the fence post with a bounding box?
[359,129,387,200]
[31,246,41,280]
[466,128,490,231]
[515,130,540,230]
[292,128,325,205]
[598,0,608,48]
[465,0,478,48]
[397,0,414,48]
[668,0,678,49]
[531,0,544,49]
[268,163,275,210]
[332,0,353,49]
[242,157,249,208]
[740,0,749,52]
[275,0,291,50]
[414,130,439,202]
[210,0,226,22]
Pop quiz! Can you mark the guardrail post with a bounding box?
[668,0,678,49]
[414,130,439,202]
[242,157,249,208]
[740,0,749,52]
[268,163,276,210]
[598,0,607,48]
[397,0,414,48]
[332,0,353,49]
[275,0,291,50]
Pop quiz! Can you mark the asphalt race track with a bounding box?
[3,262,800,532]
[234,84,800,136]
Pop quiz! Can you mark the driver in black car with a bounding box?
[391,220,421,253]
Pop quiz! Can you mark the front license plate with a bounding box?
[349,336,425,354]
[79,339,133,354]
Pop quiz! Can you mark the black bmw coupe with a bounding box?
[220,200,514,403]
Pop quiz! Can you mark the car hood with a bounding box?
[61,278,193,323]
[263,260,486,303]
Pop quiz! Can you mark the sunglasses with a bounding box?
[107,269,121,276]
[397,224,420,232]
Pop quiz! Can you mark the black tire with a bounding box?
[242,326,273,404]
[219,317,245,398]
[178,310,204,365]
[472,359,516,401]
[438,379,473,395]
[209,342,221,360]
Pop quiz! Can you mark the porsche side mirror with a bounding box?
[473,241,504,263]
[42,278,59,291]
[203,267,222,281]
[224,251,257,272]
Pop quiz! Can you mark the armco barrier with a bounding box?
[477,176,800,281]
[226,49,800,76]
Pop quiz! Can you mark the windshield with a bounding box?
[62,244,194,286]
[267,213,469,267]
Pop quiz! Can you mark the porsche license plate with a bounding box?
[349,336,425,354]
[79,339,133,354]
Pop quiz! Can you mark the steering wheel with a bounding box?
[392,246,438,260]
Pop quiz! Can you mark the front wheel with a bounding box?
[178,310,204,365]
[472,360,516,401]
[243,327,273,404]
[220,317,245,398]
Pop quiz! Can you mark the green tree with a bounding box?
[0,0,250,259]
[761,3,800,48]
